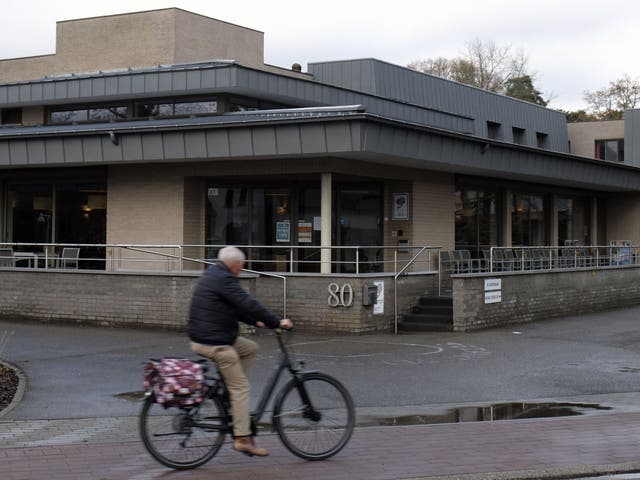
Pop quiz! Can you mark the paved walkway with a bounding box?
[3,410,640,480]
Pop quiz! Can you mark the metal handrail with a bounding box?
[393,246,440,335]
[488,245,639,273]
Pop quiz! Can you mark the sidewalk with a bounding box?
[2,410,640,480]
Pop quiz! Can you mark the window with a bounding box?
[512,193,547,246]
[455,189,499,257]
[512,127,526,145]
[486,121,502,140]
[49,105,129,124]
[536,132,548,149]
[1,108,22,125]
[229,96,288,112]
[558,197,590,246]
[135,98,217,118]
[595,139,624,162]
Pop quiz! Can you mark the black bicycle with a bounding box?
[139,329,355,469]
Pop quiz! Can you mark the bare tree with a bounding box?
[409,38,532,95]
[584,74,640,120]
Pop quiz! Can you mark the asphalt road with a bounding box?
[3,305,640,421]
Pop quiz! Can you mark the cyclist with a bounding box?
[188,246,293,457]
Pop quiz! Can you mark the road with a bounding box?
[3,305,640,421]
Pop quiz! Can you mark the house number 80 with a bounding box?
[327,283,354,307]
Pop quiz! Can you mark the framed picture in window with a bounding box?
[392,193,409,220]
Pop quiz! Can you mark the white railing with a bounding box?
[488,245,640,273]
[0,242,439,275]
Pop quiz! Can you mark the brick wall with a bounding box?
[0,270,435,334]
[0,8,266,84]
[452,267,640,331]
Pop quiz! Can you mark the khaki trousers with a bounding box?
[190,337,258,437]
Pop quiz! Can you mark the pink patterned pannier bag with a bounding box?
[144,358,205,407]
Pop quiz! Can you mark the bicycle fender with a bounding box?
[271,371,323,431]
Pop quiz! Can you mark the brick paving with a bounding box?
[3,411,640,480]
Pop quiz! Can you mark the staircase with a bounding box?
[399,295,453,332]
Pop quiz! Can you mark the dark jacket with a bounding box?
[188,263,281,346]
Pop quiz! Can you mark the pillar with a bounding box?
[502,190,512,247]
[591,197,598,245]
[550,194,559,246]
[321,173,332,273]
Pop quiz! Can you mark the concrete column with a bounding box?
[591,197,598,245]
[502,190,512,246]
[320,173,332,273]
[550,195,559,246]
[0,182,4,241]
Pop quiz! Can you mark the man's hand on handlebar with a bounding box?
[279,319,293,330]
[255,319,293,329]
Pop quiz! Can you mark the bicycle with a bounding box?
[139,329,355,469]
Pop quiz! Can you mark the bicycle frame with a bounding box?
[199,330,313,430]
[251,331,312,425]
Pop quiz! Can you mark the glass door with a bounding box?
[251,189,291,271]
[335,185,382,273]
[205,186,250,260]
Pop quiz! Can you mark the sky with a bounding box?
[1,0,639,111]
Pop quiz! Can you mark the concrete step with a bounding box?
[398,321,453,332]
[403,313,452,325]
[418,296,453,307]
[411,304,453,316]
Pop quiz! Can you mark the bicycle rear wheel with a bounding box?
[273,372,355,460]
[139,394,227,469]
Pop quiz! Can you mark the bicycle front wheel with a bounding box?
[273,373,355,460]
[139,394,227,470]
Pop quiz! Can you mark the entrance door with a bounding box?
[251,188,291,271]
[335,186,382,273]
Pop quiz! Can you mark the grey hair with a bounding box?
[218,246,246,265]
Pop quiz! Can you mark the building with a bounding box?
[3,8,640,332]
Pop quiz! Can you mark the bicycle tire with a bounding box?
[139,393,227,470]
[273,372,355,460]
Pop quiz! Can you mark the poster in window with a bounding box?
[392,193,409,220]
[276,221,290,243]
[298,221,313,243]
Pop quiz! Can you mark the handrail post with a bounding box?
[394,246,430,334]
[179,246,183,272]
[289,248,294,273]
[490,247,494,273]
[355,248,359,275]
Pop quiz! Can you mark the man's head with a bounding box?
[218,246,246,275]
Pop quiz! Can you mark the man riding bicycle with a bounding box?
[188,246,293,457]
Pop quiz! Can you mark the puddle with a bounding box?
[364,402,613,426]
[114,391,146,401]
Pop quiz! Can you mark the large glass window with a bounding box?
[204,182,382,273]
[6,184,53,244]
[558,197,590,246]
[512,193,547,246]
[455,189,499,257]
[335,186,382,273]
[595,139,624,162]
[49,105,128,124]
[136,98,217,119]
[1,108,22,125]
[5,182,106,267]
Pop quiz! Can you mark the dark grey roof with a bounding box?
[0,106,636,192]
[0,106,368,138]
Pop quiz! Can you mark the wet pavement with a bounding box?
[4,306,640,478]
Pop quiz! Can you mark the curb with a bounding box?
[0,359,26,418]
[401,462,640,480]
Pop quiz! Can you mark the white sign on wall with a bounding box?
[484,291,502,304]
[484,278,501,291]
[373,281,384,315]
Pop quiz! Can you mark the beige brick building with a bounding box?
[1,8,640,274]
